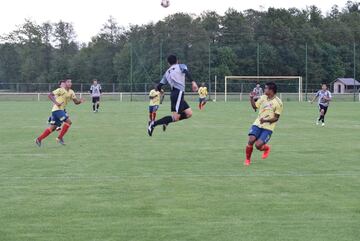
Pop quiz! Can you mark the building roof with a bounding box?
[335,78,360,86]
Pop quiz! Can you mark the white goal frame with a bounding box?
[224,76,303,102]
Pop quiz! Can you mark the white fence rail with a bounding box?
[0,92,359,102]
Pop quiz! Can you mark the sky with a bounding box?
[0,0,350,42]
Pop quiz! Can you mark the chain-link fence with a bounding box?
[0,81,359,102]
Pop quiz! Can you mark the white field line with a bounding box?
[0,172,359,180]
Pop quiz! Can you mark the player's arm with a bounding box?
[48,91,62,107]
[157,75,168,91]
[73,97,84,105]
[310,91,319,103]
[180,64,198,91]
[72,92,84,105]
[149,92,156,99]
[99,85,102,95]
[184,70,198,92]
[249,92,258,111]
[89,86,92,94]
[260,114,280,124]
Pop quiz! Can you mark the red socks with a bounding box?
[58,123,70,139]
[38,128,53,141]
[149,112,157,121]
[246,145,254,160]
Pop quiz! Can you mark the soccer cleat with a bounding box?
[35,138,42,147]
[163,124,167,132]
[322,123,325,127]
[244,159,251,166]
[147,122,155,137]
[262,146,271,159]
[56,137,66,146]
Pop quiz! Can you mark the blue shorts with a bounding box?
[248,125,273,144]
[199,98,207,103]
[149,105,159,113]
[50,110,68,127]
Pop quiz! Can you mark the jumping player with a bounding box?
[311,84,332,127]
[198,82,208,110]
[245,82,283,166]
[147,55,198,136]
[90,79,102,113]
[35,79,84,146]
[252,83,263,101]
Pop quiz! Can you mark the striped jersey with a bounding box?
[90,84,102,97]
[315,90,332,107]
[253,87,264,97]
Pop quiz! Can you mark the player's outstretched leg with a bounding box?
[245,136,256,166]
[35,126,56,147]
[56,120,72,145]
[148,109,192,136]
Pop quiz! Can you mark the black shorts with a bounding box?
[92,97,100,103]
[170,88,190,114]
[319,104,328,114]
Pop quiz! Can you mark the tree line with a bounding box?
[1,1,360,92]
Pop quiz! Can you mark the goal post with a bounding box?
[223,76,303,102]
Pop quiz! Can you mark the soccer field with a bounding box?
[0,101,359,241]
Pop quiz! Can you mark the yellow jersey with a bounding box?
[253,95,283,131]
[51,88,76,112]
[198,87,208,98]
[149,89,160,106]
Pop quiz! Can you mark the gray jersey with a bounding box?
[253,87,263,97]
[316,90,332,107]
[160,64,188,92]
[90,84,102,97]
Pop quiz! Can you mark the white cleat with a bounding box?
[322,123,325,127]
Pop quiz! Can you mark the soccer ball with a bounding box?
[161,0,170,8]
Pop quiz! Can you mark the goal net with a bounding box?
[220,76,303,102]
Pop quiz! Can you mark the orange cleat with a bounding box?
[262,145,271,159]
[244,159,251,166]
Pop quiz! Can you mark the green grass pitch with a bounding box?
[0,100,359,241]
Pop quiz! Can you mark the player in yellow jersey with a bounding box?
[244,82,283,166]
[149,88,161,122]
[198,82,208,110]
[35,79,84,147]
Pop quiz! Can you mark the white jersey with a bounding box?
[315,90,332,107]
[160,64,188,92]
[253,87,263,97]
[90,84,102,97]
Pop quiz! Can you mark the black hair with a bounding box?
[265,82,277,94]
[58,79,66,85]
[167,55,177,65]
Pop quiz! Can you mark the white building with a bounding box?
[332,78,360,94]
